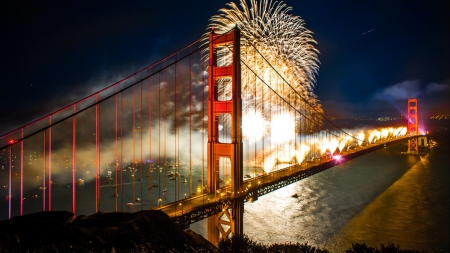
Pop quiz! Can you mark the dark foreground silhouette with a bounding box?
[0,210,215,252]
[0,211,426,252]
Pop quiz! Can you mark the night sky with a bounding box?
[1,0,449,135]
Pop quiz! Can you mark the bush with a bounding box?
[218,234,329,253]
[345,242,426,253]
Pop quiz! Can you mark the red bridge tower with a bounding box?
[207,28,244,245]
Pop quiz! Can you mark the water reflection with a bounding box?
[191,138,449,252]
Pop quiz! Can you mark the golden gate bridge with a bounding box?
[0,28,422,244]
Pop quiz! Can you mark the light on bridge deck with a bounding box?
[332,154,342,161]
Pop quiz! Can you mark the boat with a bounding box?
[169,176,176,180]
[291,193,298,198]
[163,188,167,193]
[152,184,159,187]
[126,202,141,206]
[183,179,187,183]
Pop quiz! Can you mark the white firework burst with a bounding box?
[210,0,320,88]
[204,0,324,137]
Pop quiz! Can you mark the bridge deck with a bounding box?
[153,136,411,228]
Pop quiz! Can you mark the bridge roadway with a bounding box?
[153,136,411,228]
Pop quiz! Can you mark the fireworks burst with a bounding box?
[205,0,326,170]
[205,0,322,136]
[207,0,320,89]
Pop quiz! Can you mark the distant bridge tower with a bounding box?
[407,98,419,153]
[207,28,244,245]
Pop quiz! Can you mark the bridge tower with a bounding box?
[407,98,419,153]
[207,28,244,245]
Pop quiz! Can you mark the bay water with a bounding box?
[192,133,450,252]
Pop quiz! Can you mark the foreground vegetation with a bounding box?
[0,211,429,252]
[218,234,426,253]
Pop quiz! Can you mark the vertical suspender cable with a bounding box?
[48,116,52,211]
[294,91,297,167]
[164,65,167,202]
[95,94,100,213]
[140,81,143,210]
[177,52,181,202]
[20,128,24,216]
[177,55,181,202]
[268,65,272,178]
[201,58,205,205]
[174,56,178,203]
[132,84,136,211]
[120,92,124,211]
[114,86,118,211]
[43,130,46,211]
[8,145,12,219]
[189,48,192,202]
[261,59,265,183]
[253,63,257,176]
[158,72,161,203]
[72,105,76,215]
[148,68,152,208]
